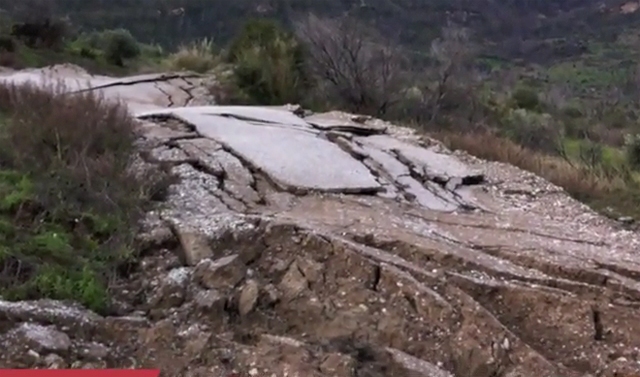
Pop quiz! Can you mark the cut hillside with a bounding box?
[0,64,639,377]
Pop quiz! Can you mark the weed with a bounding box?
[0,81,172,312]
[164,38,219,73]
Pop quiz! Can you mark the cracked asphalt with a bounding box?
[2,64,640,377]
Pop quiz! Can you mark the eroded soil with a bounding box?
[1,65,640,377]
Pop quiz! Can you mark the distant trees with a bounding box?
[10,19,68,50]
[423,24,479,126]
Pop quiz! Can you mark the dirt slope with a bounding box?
[1,65,640,377]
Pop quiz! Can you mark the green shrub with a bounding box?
[9,18,69,50]
[139,43,164,59]
[227,19,310,105]
[510,87,541,111]
[500,108,562,154]
[561,105,583,119]
[78,46,98,59]
[0,36,16,53]
[101,29,141,66]
[624,133,640,170]
[0,81,172,312]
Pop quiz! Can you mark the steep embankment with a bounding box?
[0,65,639,377]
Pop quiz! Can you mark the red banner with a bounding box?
[0,370,161,377]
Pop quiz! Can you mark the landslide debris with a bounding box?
[0,65,640,377]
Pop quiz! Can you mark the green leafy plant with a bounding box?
[227,19,311,105]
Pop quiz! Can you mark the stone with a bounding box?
[279,262,309,301]
[71,361,108,369]
[260,284,281,307]
[148,267,191,309]
[0,299,103,332]
[174,228,214,266]
[295,257,324,283]
[319,353,355,377]
[136,223,176,251]
[193,289,226,313]
[184,332,212,359]
[193,255,247,290]
[142,318,177,347]
[100,316,150,343]
[6,323,72,354]
[42,353,67,369]
[78,342,110,361]
[238,279,260,316]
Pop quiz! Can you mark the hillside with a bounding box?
[2,0,640,63]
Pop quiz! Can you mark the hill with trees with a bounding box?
[1,0,639,63]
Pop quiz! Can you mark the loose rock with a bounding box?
[193,255,247,290]
[5,323,72,354]
[238,279,260,316]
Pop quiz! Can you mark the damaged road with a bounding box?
[1,65,640,377]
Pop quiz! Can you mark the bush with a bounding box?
[10,18,68,50]
[101,29,141,66]
[227,19,310,105]
[510,87,541,111]
[0,81,172,312]
[499,108,562,154]
[78,46,98,60]
[165,38,219,73]
[139,43,164,59]
[624,133,640,170]
[561,105,583,118]
[0,36,16,53]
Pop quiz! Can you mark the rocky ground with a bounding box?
[1,65,640,377]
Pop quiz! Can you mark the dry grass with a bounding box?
[0,80,173,312]
[432,130,640,217]
[164,38,220,73]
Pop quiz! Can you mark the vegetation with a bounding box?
[1,0,637,65]
[226,19,311,106]
[0,81,172,312]
[164,38,218,73]
[0,18,163,74]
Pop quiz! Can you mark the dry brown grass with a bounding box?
[163,38,220,74]
[432,130,640,217]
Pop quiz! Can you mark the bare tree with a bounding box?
[424,23,478,126]
[294,13,407,117]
